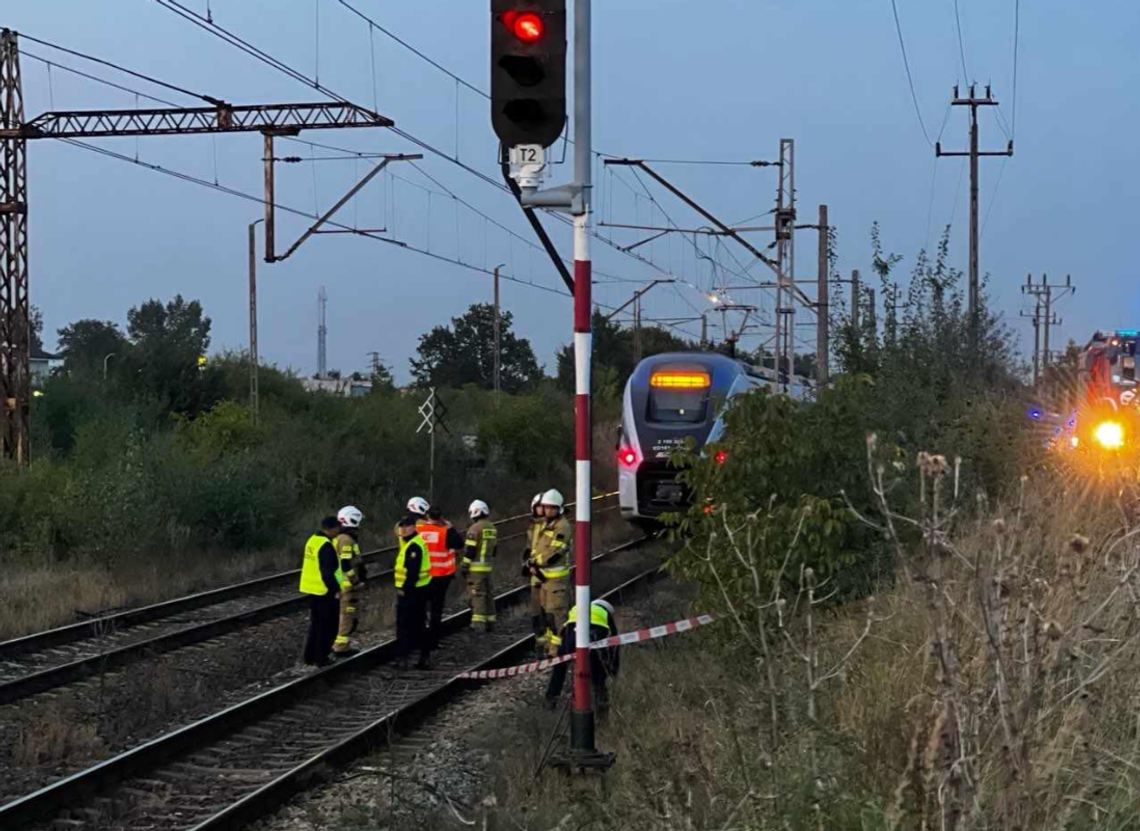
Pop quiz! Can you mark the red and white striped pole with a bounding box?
[570,0,595,754]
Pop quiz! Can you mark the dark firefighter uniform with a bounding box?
[394,518,433,669]
[531,515,572,656]
[299,522,343,667]
[463,518,499,630]
[545,601,620,715]
[418,513,462,648]
[332,528,366,655]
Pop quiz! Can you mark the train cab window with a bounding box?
[648,371,710,424]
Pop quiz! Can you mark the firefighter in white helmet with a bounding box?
[462,499,498,632]
[526,489,572,657]
[332,505,367,658]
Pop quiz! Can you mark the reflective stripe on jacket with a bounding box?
[335,532,362,587]
[463,519,498,573]
[533,517,572,579]
[395,534,432,589]
[417,520,457,578]
[300,533,344,595]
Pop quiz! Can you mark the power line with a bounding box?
[1011,0,1020,138]
[21,51,182,107]
[981,156,1008,237]
[953,0,971,83]
[888,0,935,146]
[14,30,215,104]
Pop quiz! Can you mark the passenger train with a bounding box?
[617,351,812,522]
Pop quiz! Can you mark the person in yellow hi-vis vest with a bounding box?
[462,499,498,632]
[331,506,367,658]
[526,489,572,657]
[299,516,343,667]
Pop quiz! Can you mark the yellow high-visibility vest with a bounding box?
[395,534,432,589]
[300,533,344,596]
[568,602,611,631]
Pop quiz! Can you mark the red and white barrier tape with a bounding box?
[457,613,717,680]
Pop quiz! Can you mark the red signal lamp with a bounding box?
[502,10,544,43]
[618,447,637,468]
[714,450,728,465]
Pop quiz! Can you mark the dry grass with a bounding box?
[0,546,297,642]
[494,457,1140,830]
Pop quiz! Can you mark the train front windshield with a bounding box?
[647,371,710,424]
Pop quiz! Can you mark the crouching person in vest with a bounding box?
[299,516,343,668]
[544,600,620,719]
[417,506,462,649]
[395,500,433,670]
[463,500,498,632]
[332,505,367,658]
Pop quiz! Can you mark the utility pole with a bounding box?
[317,286,328,379]
[850,269,861,335]
[0,28,393,464]
[1022,273,1075,385]
[816,204,829,385]
[936,84,1014,344]
[700,313,709,348]
[248,219,263,424]
[493,264,504,405]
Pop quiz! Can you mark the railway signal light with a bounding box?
[490,0,567,149]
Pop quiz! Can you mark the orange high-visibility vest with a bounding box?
[417,520,457,578]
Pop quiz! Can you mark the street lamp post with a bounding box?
[249,219,264,425]
[102,352,116,381]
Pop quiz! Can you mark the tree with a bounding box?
[122,295,220,415]
[30,305,43,353]
[410,303,542,393]
[57,319,129,374]
[555,310,692,393]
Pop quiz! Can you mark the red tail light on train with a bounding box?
[618,447,637,467]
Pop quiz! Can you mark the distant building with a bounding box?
[30,345,61,388]
[301,376,373,397]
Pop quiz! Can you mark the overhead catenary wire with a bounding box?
[14,30,216,104]
[142,1,712,323]
[1011,0,1020,138]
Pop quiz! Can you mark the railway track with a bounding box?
[0,537,659,831]
[0,494,617,707]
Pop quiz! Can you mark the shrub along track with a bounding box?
[0,495,616,707]
[0,538,661,831]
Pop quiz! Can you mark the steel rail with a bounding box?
[0,497,619,706]
[0,493,618,660]
[0,536,652,829]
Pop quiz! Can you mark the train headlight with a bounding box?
[618,447,637,467]
[1094,420,1125,450]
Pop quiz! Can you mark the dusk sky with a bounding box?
[6,1,1137,381]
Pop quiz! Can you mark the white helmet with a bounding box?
[407,496,430,516]
[469,499,490,520]
[594,599,615,618]
[531,493,542,510]
[540,489,565,511]
[337,505,364,528]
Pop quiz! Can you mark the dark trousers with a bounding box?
[303,594,339,666]
[546,651,610,712]
[425,574,453,647]
[396,588,431,663]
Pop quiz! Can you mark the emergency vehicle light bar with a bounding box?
[650,371,711,389]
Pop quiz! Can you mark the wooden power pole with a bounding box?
[936,84,1013,344]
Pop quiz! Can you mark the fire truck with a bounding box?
[1073,329,1140,452]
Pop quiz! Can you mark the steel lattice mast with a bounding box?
[0,28,393,464]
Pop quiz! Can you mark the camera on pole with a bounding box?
[490,0,567,151]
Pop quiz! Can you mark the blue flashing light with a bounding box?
[1117,329,1139,337]
[1028,408,1042,420]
